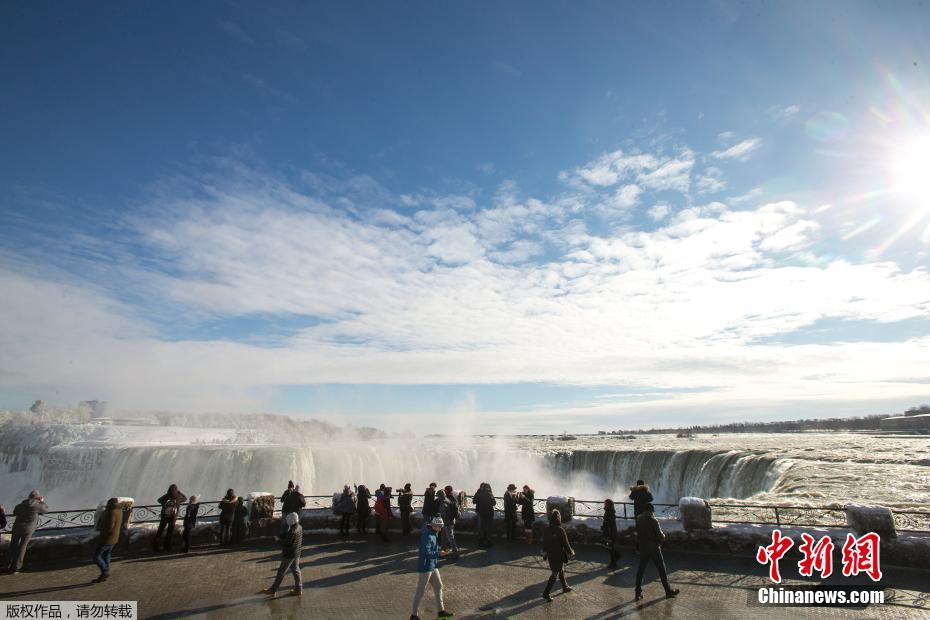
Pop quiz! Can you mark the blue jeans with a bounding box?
[94,544,114,576]
[441,524,458,552]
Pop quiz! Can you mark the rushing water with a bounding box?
[0,423,927,510]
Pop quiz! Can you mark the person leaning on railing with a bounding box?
[6,490,49,574]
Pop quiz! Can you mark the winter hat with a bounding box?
[430,516,444,527]
[285,512,299,527]
[190,495,200,503]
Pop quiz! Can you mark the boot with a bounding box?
[665,587,680,598]
[559,572,571,593]
[634,588,643,601]
[542,576,556,602]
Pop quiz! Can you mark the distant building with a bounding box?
[879,413,930,432]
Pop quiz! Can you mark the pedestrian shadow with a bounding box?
[145,594,291,619]
[470,581,572,618]
[583,596,667,619]
[122,544,263,565]
[0,581,93,599]
[302,546,415,569]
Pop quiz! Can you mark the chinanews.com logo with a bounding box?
[751,529,885,608]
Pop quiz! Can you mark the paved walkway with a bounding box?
[1,534,928,619]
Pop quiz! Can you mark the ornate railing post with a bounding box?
[774,506,781,526]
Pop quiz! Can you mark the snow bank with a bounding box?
[679,496,712,530]
[546,496,574,521]
[846,503,897,538]
[93,497,134,529]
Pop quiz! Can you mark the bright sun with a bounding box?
[890,136,930,211]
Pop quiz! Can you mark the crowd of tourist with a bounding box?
[1,478,680,616]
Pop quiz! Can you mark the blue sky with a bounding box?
[1,2,929,432]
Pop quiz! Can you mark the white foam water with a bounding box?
[0,423,927,509]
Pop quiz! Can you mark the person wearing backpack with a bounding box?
[153,484,187,553]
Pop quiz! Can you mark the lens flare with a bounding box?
[805,111,850,142]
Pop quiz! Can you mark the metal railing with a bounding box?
[6,495,929,534]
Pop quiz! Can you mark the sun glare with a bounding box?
[890,136,930,212]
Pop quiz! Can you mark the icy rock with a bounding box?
[679,496,712,530]
[93,497,134,529]
[845,503,897,539]
[247,492,275,519]
[546,496,575,522]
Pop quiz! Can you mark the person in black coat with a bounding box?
[181,495,200,553]
[518,485,536,544]
[503,484,519,541]
[422,483,438,519]
[232,496,249,544]
[629,480,653,517]
[219,489,238,546]
[281,484,306,518]
[634,504,679,600]
[472,483,496,547]
[398,483,414,536]
[153,484,187,553]
[541,509,575,601]
[356,484,372,534]
[601,499,621,568]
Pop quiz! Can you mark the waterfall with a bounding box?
[547,449,788,502]
[0,425,789,508]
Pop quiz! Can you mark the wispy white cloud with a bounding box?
[711,137,762,161]
[768,104,800,121]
